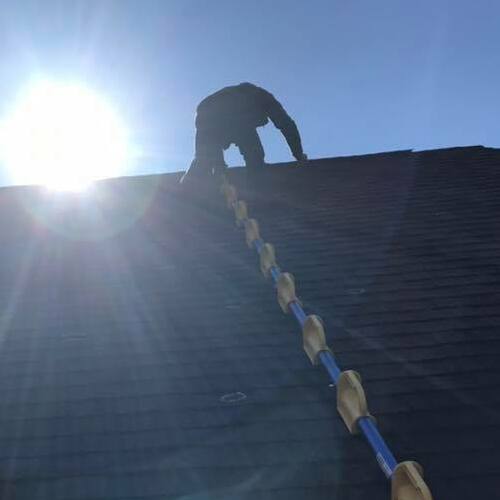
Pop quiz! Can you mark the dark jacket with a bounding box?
[195,83,304,159]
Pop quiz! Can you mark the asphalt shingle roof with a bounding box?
[0,145,499,499]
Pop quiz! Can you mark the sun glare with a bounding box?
[0,80,130,191]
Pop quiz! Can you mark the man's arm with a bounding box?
[261,90,304,160]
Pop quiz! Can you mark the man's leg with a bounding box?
[236,128,265,171]
[235,128,266,195]
[180,128,226,185]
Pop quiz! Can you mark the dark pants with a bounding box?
[184,127,265,182]
[233,128,265,171]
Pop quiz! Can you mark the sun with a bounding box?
[0,80,130,191]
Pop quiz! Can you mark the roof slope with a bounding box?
[0,146,499,499]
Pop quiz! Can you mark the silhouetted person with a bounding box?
[180,82,306,185]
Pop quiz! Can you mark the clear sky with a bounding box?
[0,0,499,184]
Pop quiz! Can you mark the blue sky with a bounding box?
[0,0,499,183]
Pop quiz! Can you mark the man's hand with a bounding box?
[296,152,308,167]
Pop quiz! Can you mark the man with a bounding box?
[180,82,307,185]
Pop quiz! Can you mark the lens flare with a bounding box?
[0,80,130,191]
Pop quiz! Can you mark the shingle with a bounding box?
[0,146,499,498]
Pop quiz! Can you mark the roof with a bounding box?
[0,145,499,499]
